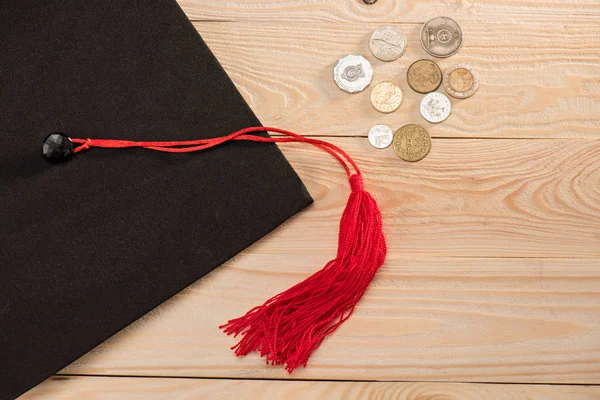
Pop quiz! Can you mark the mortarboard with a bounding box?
[0,1,385,399]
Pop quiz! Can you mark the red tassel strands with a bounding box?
[70,127,387,373]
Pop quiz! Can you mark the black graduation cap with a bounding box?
[1,1,386,398]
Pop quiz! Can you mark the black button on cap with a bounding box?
[42,133,74,162]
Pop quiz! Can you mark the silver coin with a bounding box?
[369,26,407,62]
[420,17,463,58]
[420,92,451,123]
[333,54,374,93]
[368,125,393,149]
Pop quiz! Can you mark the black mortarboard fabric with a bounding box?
[0,1,313,398]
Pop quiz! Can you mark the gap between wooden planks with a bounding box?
[20,376,600,400]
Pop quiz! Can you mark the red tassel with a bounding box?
[67,126,387,372]
[220,175,386,373]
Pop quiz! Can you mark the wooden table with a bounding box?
[22,1,600,398]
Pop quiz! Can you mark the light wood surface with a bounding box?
[192,21,600,139]
[178,0,600,23]
[22,376,600,400]
[60,256,600,382]
[21,0,600,398]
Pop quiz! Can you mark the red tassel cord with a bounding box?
[71,127,387,373]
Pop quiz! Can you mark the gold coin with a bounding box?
[406,59,442,94]
[450,69,473,91]
[370,81,403,113]
[393,124,431,162]
[443,63,479,99]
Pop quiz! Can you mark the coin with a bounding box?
[420,92,451,123]
[443,63,479,99]
[370,81,403,113]
[369,26,407,62]
[368,125,393,149]
[333,54,374,93]
[393,124,431,162]
[420,17,463,58]
[406,59,442,94]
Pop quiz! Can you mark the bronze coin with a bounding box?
[393,124,431,162]
[406,59,442,94]
[443,63,479,99]
[450,69,473,91]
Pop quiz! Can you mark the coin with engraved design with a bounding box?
[420,17,463,58]
[443,63,479,99]
[370,81,403,113]
[333,54,373,93]
[420,92,451,123]
[407,59,442,94]
[393,124,431,162]
[368,125,394,149]
[369,26,407,62]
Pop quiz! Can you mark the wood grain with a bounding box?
[193,21,600,138]
[21,376,600,399]
[120,138,600,258]
[281,138,600,258]
[43,139,600,383]
[56,257,600,383]
[179,0,600,23]
[47,139,600,383]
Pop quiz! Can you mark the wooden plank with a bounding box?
[193,21,600,138]
[21,376,600,400]
[178,0,600,23]
[57,257,600,383]
[270,138,600,258]
[81,137,600,259]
